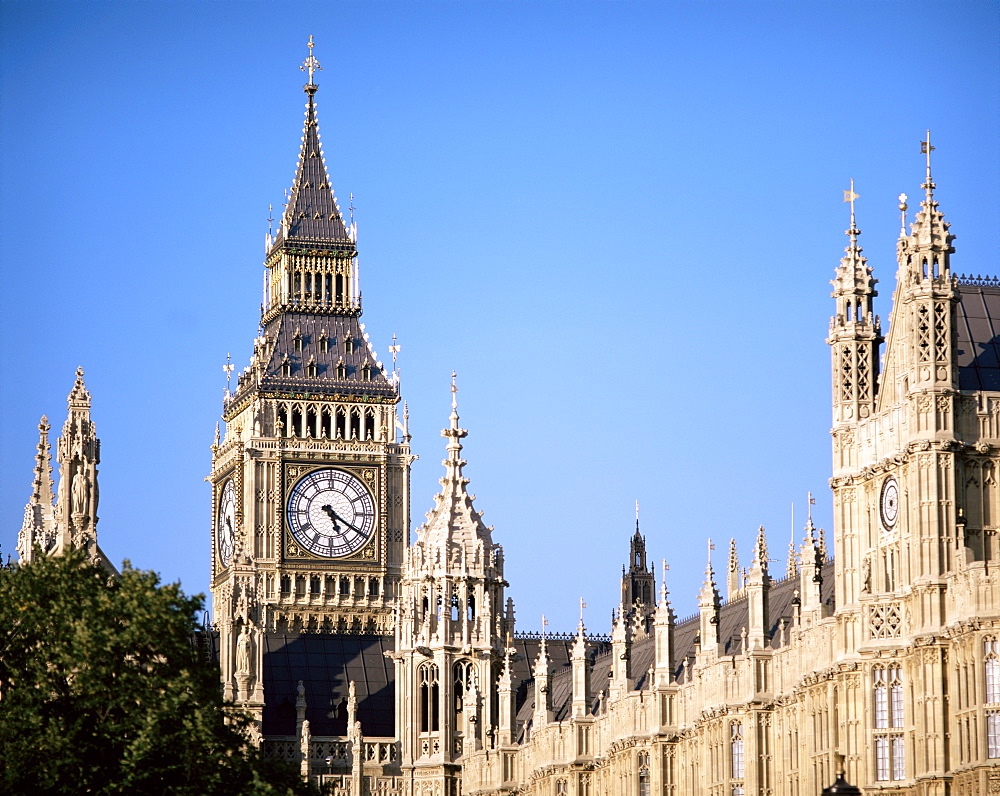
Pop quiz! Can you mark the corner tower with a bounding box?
[210,43,412,729]
[393,378,510,796]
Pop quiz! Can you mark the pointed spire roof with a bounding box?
[31,416,56,520]
[272,40,354,253]
[416,373,494,548]
[67,366,91,409]
[18,416,56,560]
[831,179,876,299]
[907,134,954,256]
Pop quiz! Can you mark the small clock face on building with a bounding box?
[286,468,376,558]
[880,477,899,530]
[218,479,236,566]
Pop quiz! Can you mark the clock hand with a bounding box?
[320,504,340,531]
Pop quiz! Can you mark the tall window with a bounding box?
[986,639,1000,704]
[419,664,440,732]
[873,665,904,780]
[988,712,1000,759]
[638,751,650,796]
[987,639,1000,758]
[731,722,745,779]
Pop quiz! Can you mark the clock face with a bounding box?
[218,479,236,566]
[286,468,376,558]
[880,477,899,530]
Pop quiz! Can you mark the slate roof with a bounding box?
[262,633,395,737]
[250,311,397,402]
[272,84,354,253]
[515,562,836,728]
[955,282,1000,391]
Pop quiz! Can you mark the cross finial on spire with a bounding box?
[301,36,322,86]
[451,370,458,409]
[898,193,909,237]
[223,352,234,389]
[389,334,400,375]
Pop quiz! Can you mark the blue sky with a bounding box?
[2,1,998,632]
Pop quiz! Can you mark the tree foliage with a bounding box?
[0,549,314,795]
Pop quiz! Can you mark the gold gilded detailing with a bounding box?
[300,36,321,85]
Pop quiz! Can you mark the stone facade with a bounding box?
[18,47,1000,795]
[208,67,1000,796]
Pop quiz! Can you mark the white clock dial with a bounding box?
[286,468,376,558]
[218,479,237,566]
[880,477,899,530]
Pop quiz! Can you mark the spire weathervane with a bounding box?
[843,179,860,242]
[920,130,936,199]
[451,370,458,409]
[921,130,935,180]
[301,35,322,86]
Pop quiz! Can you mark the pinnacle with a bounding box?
[67,367,91,407]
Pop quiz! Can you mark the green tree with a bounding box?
[0,549,315,795]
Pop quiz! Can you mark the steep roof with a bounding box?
[955,281,1000,391]
[271,82,354,253]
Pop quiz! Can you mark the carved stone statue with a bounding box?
[71,468,89,516]
[236,623,252,674]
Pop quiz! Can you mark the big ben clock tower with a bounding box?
[210,41,412,731]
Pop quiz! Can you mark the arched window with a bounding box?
[419,664,440,732]
[730,722,744,779]
[637,751,650,796]
[335,407,346,438]
[986,639,1000,758]
[365,409,376,440]
[873,665,905,780]
[350,409,361,440]
[453,660,475,714]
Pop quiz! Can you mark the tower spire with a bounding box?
[17,416,57,562]
[273,38,352,251]
[415,373,492,548]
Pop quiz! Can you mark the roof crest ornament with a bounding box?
[300,35,322,87]
[898,193,908,238]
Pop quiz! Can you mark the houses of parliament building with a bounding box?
[17,45,1000,796]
